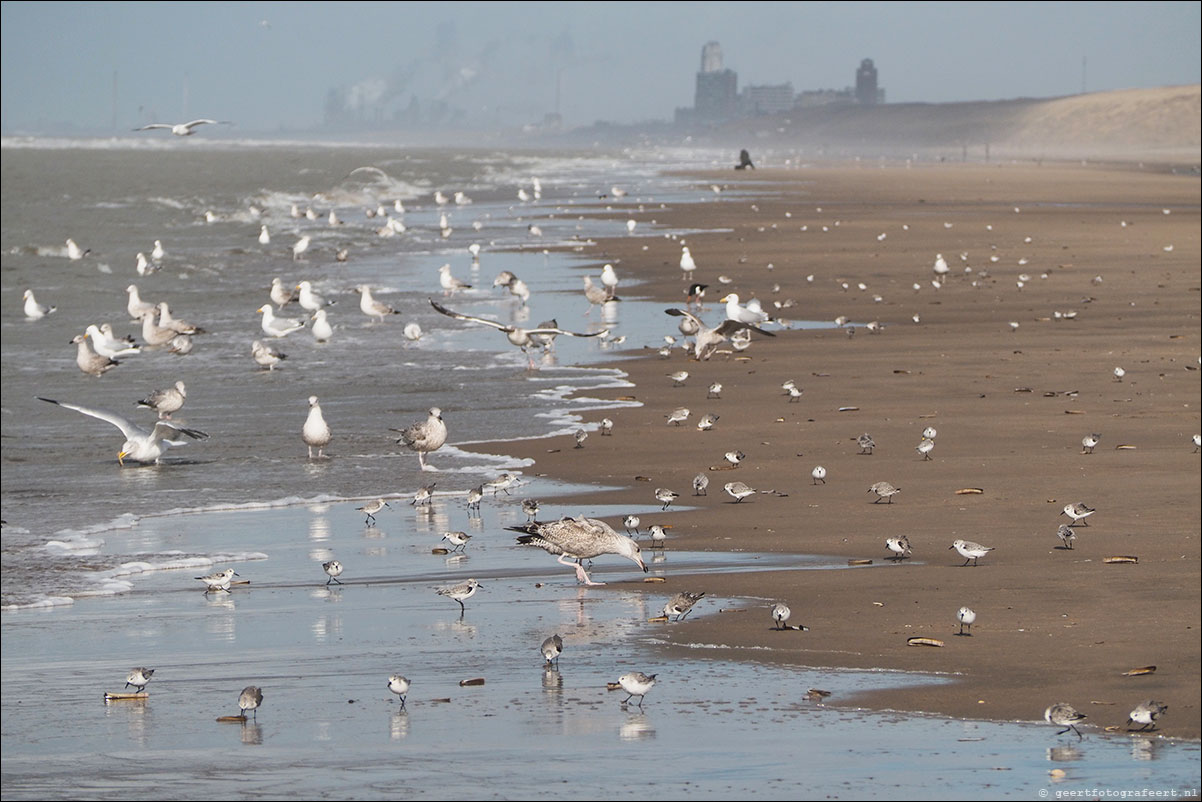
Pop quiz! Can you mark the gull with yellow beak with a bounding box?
[38,396,208,464]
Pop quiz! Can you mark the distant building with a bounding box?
[795,88,856,108]
[742,83,795,116]
[856,59,883,105]
[692,41,738,122]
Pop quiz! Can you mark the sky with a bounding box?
[1,1,1198,134]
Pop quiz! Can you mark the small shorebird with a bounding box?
[707,382,722,399]
[885,536,912,561]
[322,560,343,585]
[437,578,483,614]
[540,634,564,667]
[950,539,994,566]
[1061,502,1095,526]
[724,481,756,502]
[1113,366,1126,382]
[771,603,796,630]
[922,426,938,440]
[125,667,155,693]
[357,498,390,525]
[666,407,690,426]
[239,686,264,720]
[1127,701,1168,732]
[1056,523,1076,549]
[483,473,517,496]
[811,466,827,485]
[915,438,935,460]
[136,381,187,419]
[692,473,709,496]
[648,525,668,549]
[466,485,484,512]
[623,515,641,536]
[868,481,900,503]
[441,531,472,552]
[599,418,614,436]
[857,433,876,455]
[618,672,657,707]
[195,568,238,594]
[520,498,541,522]
[303,396,331,459]
[724,450,746,468]
[1081,433,1101,454]
[574,429,588,449]
[956,606,976,635]
[655,488,679,510]
[411,483,436,506]
[388,675,411,708]
[663,591,705,621]
[1045,703,1087,739]
[787,385,803,402]
[668,370,689,387]
[392,407,448,471]
[696,413,719,431]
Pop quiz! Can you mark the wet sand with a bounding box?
[473,162,1202,739]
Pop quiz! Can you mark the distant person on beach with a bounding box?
[736,149,755,170]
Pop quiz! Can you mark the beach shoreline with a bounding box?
[469,160,1202,739]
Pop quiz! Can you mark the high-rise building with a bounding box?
[856,59,879,105]
[694,41,738,122]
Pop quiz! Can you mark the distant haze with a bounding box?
[2,1,1198,135]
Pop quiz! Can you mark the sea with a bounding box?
[2,139,1197,798]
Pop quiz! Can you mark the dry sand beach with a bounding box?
[475,161,1201,740]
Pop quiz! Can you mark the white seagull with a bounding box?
[38,396,208,464]
[430,299,606,368]
[134,119,231,136]
[258,304,305,337]
[23,289,56,320]
[392,407,448,470]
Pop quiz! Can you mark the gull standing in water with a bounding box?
[296,281,333,313]
[24,289,56,319]
[493,270,531,305]
[270,277,297,309]
[583,276,616,315]
[391,407,447,470]
[311,309,333,343]
[510,516,648,586]
[71,333,120,376]
[438,264,472,297]
[302,396,331,458]
[136,381,187,418]
[430,300,607,369]
[251,340,286,370]
[356,285,399,322]
[664,308,774,361]
[258,305,305,337]
[39,397,210,464]
[126,285,157,321]
[134,119,231,136]
[292,235,311,261]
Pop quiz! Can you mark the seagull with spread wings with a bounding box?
[38,396,208,464]
[429,299,606,368]
[134,119,232,137]
[664,308,775,360]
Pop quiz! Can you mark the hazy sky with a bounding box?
[2,1,1198,133]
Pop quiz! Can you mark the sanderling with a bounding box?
[885,536,912,560]
[239,686,264,720]
[195,568,238,594]
[411,483,436,506]
[437,578,483,613]
[303,396,331,459]
[388,675,410,708]
[540,634,564,667]
[574,429,588,449]
[668,370,690,387]
[136,381,187,419]
[321,560,343,585]
[697,413,719,431]
[1056,523,1077,549]
[618,672,657,707]
[392,408,448,471]
[956,606,976,636]
[1045,702,1087,739]
[666,407,690,426]
[1127,701,1168,732]
[868,481,900,503]
[510,516,647,585]
[664,591,705,621]
[811,466,827,485]
[922,426,938,440]
[655,488,679,510]
[1081,433,1101,454]
[357,498,390,525]
[38,396,209,465]
[857,433,876,455]
[724,481,756,502]
[693,473,709,496]
[781,379,797,395]
[484,473,517,496]
[950,539,994,566]
[707,382,722,399]
[771,602,796,630]
[1061,502,1096,526]
[648,525,668,549]
[600,418,614,436]
[441,531,472,552]
[125,667,155,693]
[916,438,935,460]
[521,498,541,522]
[724,450,746,467]
[786,385,804,402]
[1192,434,1200,453]
[624,515,641,535]
[1113,366,1126,382]
[467,485,484,512]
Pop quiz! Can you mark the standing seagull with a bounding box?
[23,289,56,319]
[303,395,331,458]
[437,578,483,614]
[135,119,231,136]
[430,300,607,368]
[72,334,120,376]
[238,686,264,720]
[39,396,208,464]
[438,263,472,297]
[510,516,648,586]
[680,246,697,281]
[664,308,775,361]
[136,381,187,419]
[258,305,305,338]
[356,285,400,322]
[392,407,448,471]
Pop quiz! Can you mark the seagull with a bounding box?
[437,578,483,614]
[1044,703,1087,739]
[322,560,344,585]
[493,271,531,304]
[956,606,976,635]
[583,276,615,314]
[134,119,231,136]
[22,289,56,319]
[311,309,333,343]
[1061,502,1096,526]
[258,305,305,337]
[196,568,238,594]
[125,667,155,693]
[663,591,705,622]
[403,322,422,342]
[540,634,564,667]
[135,252,157,275]
[136,381,187,419]
[391,407,448,471]
[388,675,411,708]
[258,225,271,246]
[84,324,140,359]
[270,277,297,309]
[510,516,647,586]
[238,686,264,720]
[292,235,311,261]
[158,302,204,335]
[303,395,331,458]
[65,238,89,260]
[664,309,775,360]
[680,246,697,280]
[868,481,900,503]
[150,240,166,263]
[38,396,208,465]
[251,339,286,370]
[296,281,333,312]
[949,539,994,566]
[126,284,157,321]
[692,473,709,496]
[439,264,472,297]
[138,309,177,347]
[71,334,120,376]
[885,536,912,560]
[719,293,771,326]
[600,263,619,299]
[429,300,606,368]
[441,531,472,552]
[356,286,400,322]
